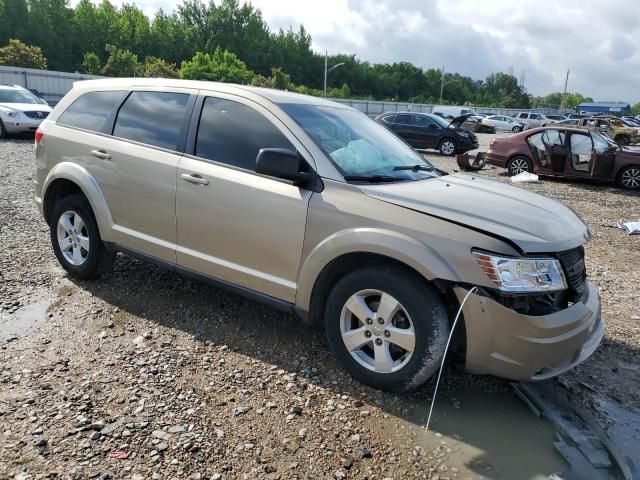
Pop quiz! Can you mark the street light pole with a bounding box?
[323,50,345,98]
[324,50,328,98]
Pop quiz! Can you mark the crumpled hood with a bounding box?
[361,173,590,253]
[0,102,51,113]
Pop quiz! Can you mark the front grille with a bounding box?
[558,246,587,300]
[23,111,49,119]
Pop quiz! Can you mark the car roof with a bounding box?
[72,77,352,109]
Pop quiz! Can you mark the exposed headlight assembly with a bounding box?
[472,250,567,293]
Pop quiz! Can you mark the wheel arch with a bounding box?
[42,163,114,238]
[296,228,462,324]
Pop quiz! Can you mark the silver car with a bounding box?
[34,78,603,392]
[0,84,52,137]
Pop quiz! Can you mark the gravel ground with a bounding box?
[1,134,638,479]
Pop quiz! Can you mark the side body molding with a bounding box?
[42,162,115,241]
[295,227,462,311]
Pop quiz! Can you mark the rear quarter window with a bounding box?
[57,91,124,133]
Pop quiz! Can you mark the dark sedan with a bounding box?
[375,112,479,156]
[486,127,640,189]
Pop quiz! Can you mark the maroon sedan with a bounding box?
[486,127,640,189]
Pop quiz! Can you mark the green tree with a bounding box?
[271,67,290,90]
[82,52,102,74]
[101,44,139,77]
[141,56,179,78]
[630,103,640,115]
[250,74,273,88]
[0,38,47,69]
[0,0,30,45]
[179,48,253,84]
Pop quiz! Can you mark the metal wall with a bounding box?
[0,66,101,105]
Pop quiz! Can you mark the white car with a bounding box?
[481,115,526,133]
[512,112,560,129]
[0,84,52,138]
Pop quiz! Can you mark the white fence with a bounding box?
[1,66,563,116]
[0,66,101,105]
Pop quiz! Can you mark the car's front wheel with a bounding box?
[324,267,449,392]
[507,156,533,176]
[512,126,522,133]
[0,119,7,139]
[439,138,456,156]
[50,194,115,279]
[618,165,640,189]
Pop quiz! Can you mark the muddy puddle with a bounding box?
[380,382,569,479]
[0,299,52,342]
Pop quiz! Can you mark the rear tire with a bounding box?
[50,194,115,279]
[507,156,533,176]
[615,136,630,146]
[324,266,449,392]
[439,138,456,156]
[618,165,640,189]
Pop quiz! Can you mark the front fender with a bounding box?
[42,162,114,240]
[295,227,461,311]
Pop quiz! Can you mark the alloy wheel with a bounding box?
[510,158,530,175]
[621,167,640,189]
[440,140,455,155]
[340,289,415,373]
[56,210,90,266]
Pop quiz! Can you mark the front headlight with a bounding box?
[0,107,19,118]
[472,250,567,293]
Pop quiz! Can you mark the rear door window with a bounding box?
[195,97,293,171]
[57,91,124,133]
[113,91,190,150]
[394,114,411,125]
[382,114,396,124]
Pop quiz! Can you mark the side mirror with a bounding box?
[256,148,312,186]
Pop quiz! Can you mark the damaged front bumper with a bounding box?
[455,280,603,381]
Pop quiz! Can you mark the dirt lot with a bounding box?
[0,134,638,479]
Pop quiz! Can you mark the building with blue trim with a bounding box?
[577,102,630,115]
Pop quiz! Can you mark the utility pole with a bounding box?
[560,69,570,111]
[439,66,445,104]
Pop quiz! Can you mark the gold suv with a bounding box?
[34,79,603,392]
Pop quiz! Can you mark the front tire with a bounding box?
[324,267,449,392]
[0,119,7,139]
[507,156,533,176]
[512,126,522,133]
[50,194,115,279]
[439,138,456,156]
[618,165,640,189]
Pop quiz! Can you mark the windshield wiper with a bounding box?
[343,175,406,183]
[392,164,434,172]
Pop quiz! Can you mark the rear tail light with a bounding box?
[489,138,497,149]
[35,127,44,146]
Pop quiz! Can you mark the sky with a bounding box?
[87,0,640,103]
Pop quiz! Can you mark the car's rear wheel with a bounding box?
[507,156,532,176]
[324,267,449,392]
[618,165,640,189]
[439,138,456,156]
[512,126,522,133]
[50,194,115,279]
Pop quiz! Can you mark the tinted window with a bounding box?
[394,114,411,125]
[58,91,124,132]
[413,115,433,128]
[195,97,293,171]
[113,91,189,150]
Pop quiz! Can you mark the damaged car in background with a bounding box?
[375,112,479,155]
[35,78,603,392]
[486,126,640,189]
